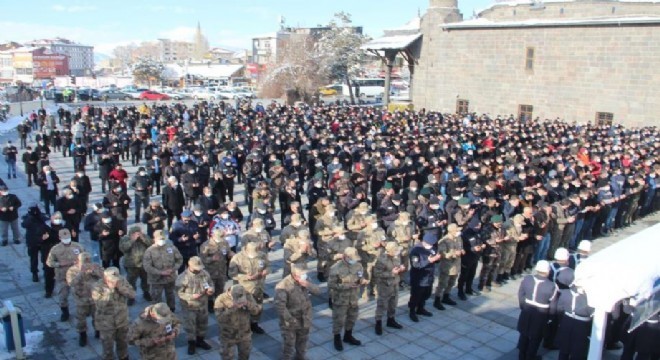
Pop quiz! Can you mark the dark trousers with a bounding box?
[518,333,543,360]
[166,209,181,229]
[26,171,38,186]
[134,194,149,222]
[151,173,161,195]
[458,258,479,293]
[44,265,55,295]
[408,285,431,311]
[28,246,45,274]
[223,179,234,202]
[43,190,57,215]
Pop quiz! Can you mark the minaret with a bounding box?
[192,21,209,61]
[427,0,463,24]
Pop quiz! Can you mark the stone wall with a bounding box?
[479,1,660,21]
[413,2,660,127]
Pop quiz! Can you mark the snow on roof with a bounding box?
[361,33,422,51]
[389,16,421,31]
[443,15,660,29]
[477,0,660,14]
[186,64,244,78]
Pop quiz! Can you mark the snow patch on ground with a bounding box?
[0,326,44,359]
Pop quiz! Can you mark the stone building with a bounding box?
[412,0,660,127]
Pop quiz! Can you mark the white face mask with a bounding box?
[258,209,267,214]
[156,239,166,247]
[339,235,346,240]
[221,214,229,220]
[0,191,8,196]
[139,171,147,176]
[255,227,263,233]
[298,273,308,281]
[347,259,356,265]
[410,188,417,192]
[102,219,112,224]
[52,219,62,225]
[292,222,301,227]
[61,237,72,245]
[371,223,378,229]
[327,211,335,217]
[194,211,202,217]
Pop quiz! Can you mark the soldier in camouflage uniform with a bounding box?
[275,265,321,360]
[328,247,369,351]
[229,241,269,334]
[279,214,306,246]
[46,228,84,321]
[143,230,183,311]
[118,225,153,304]
[433,224,464,310]
[200,229,234,311]
[313,204,341,282]
[356,215,386,299]
[91,267,136,360]
[374,242,405,335]
[128,303,180,360]
[345,202,370,241]
[176,256,214,354]
[497,214,526,285]
[282,229,316,277]
[387,211,416,286]
[66,252,103,346]
[241,218,275,252]
[214,284,261,360]
[479,215,506,292]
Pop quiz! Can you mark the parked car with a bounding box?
[191,88,217,101]
[99,89,132,101]
[139,90,170,101]
[233,87,256,99]
[161,90,190,100]
[125,88,149,99]
[215,88,242,100]
[319,84,342,96]
[76,88,101,101]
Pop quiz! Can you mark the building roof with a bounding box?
[442,15,660,29]
[162,63,244,79]
[361,33,422,51]
[387,16,421,31]
[477,0,660,14]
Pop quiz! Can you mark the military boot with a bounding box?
[409,309,419,322]
[457,289,467,301]
[442,293,457,306]
[333,334,343,351]
[196,337,212,350]
[60,307,70,322]
[375,320,383,335]
[187,340,196,355]
[433,296,446,311]
[343,330,361,346]
[78,332,87,347]
[32,273,39,282]
[386,317,403,329]
[251,322,265,334]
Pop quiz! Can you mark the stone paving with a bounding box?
[0,104,656,359]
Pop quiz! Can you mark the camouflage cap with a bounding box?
[150,302,172,319]
[384,241,401,253]
[58,228,71,239]
[251,218,265,227]
[104,267,120,281]
[447,223,462,234]
[78,252,91,264]
[188,256,204,271]
[230,284,246,302]
[343,247,360,261]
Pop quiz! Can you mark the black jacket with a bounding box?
[162,184,185,212]
[0,194,21,221]
[21,212,51,248]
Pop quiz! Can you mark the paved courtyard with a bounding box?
[0,104,655,359]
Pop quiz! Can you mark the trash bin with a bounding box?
[1,305,26,351]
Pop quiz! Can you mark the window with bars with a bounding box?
[596,112,614,126]
[456,99,469,114]
[525,47,535,71]
[519,104,533,122]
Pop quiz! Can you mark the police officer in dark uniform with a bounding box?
[517,260,558,360]
[408,232,443,322]
[555,283,593,360]
[220,158,237,202]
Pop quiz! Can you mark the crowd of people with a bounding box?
[1,99,658,360]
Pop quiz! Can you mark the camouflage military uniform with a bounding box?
[435,233,463,298]
[66,260,104,332]
[328,259,367,335]
[282,235,316,277]
[240,227,272,252]
[214,287,261,360]
[127,303,181,360]
[176,264,214,341]
[313,212,341,276]
[497,222,519,278]
[46,241,84,307]
[91,269,136,360]
[228,249,269,323]
[143,241,183,310]
[356,225,386,297]
[200,238,231,298]
[326,234,353,273]
[279,222,305,247]
[387,216,414,270]
[374,251,402,320]
[118,227,152,297]
[275,274,320,360]
[345,206,369,241]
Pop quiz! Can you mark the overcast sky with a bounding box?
[2,0,493,55]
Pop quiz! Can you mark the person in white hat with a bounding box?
[569,240,591,270]
[517,260,559,360]
[544,247,575,350]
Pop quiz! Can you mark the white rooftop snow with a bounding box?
[361,33,422,51]
[442,15,660,28]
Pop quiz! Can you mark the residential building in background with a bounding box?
[25,38,93,76]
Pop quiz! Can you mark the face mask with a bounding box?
[102,219,112,224]
[314,183,322,188]
[194,211,202,217]
[156,239,166,246]
[0,191,8,196]
[347,259,356,265]
[221,214,229,220]
[189,170,195,174]
[292,222,301,227]
[298,273,308,281]
[66,195,74,199]
[339,235,346,240]
[430,205,440,210]
[139,171,146,176]
[327,211,335,217]
[255,227,263,233]
[258,209,267,214]
[61,237,72,244]
[77,173,84,177]
[410,188,417,192]
[371,223,378,229]
[53,219,62,225]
